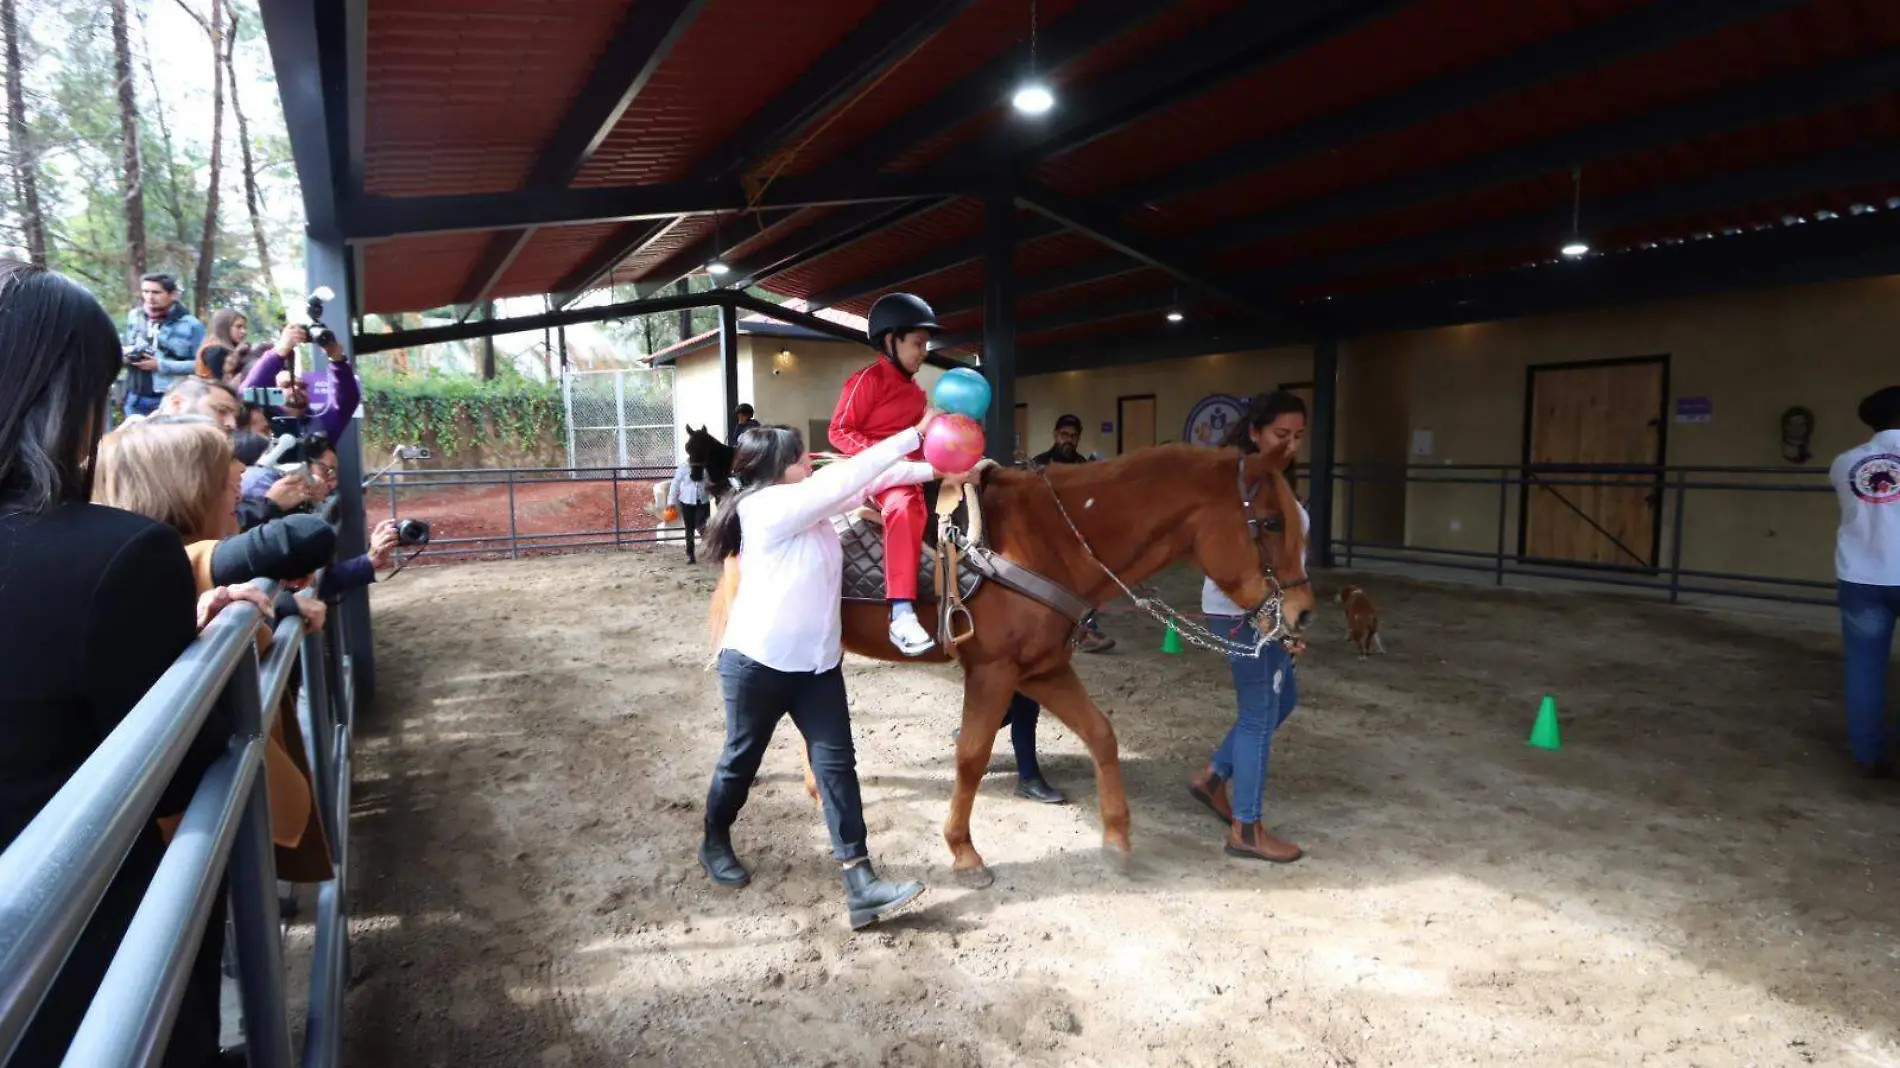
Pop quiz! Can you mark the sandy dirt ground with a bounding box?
[343,551,1899,1068]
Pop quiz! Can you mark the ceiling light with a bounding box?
[1560,241,1589,258]
[1012,82,1054,115]
[705,258,731,277]
[1166,310,1184,323]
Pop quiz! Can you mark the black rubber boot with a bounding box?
[698,830,750,888]
[1014,775,1067,805]
[841,861,923,930]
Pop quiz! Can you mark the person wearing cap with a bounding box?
[829,292,944,656]
[1032,413,1089,467]
[1831,384,1900,778]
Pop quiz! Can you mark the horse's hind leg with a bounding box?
[1020,665,1130,855]
[945,665,1015,889]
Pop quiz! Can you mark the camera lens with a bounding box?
[397,518,430,547]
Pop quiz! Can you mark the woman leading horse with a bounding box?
[830,439,1317,887]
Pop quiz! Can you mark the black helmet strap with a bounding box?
[878,329,917,378]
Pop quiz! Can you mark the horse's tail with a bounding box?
[705,555,741,670]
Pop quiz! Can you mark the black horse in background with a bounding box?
[683,425,736,504]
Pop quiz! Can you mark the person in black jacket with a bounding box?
[0,259,254,1067]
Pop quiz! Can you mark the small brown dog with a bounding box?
[1337,585,1384,659]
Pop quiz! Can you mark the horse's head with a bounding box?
[683,425,736,500]
[1189,444,1316,643]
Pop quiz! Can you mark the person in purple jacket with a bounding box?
[240,323,361,444]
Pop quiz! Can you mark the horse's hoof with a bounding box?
[953,864,995,890]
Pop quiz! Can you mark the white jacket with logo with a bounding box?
[1829,428,1900,586]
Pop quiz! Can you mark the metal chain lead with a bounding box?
[1038,470,1277,660]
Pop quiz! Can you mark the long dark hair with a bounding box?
[1219,391,1308,454]
[1221,390,1308,492]
[0,259,126,514]
[701,425,806,562]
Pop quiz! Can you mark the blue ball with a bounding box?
[933,367,992,420]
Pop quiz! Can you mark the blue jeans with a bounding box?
[1001,693,1043,780]
[122,392,162,424]
[707,650,867,862]
[1208,617,1298,824]
[1840,581,1899,768]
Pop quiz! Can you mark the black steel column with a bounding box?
[719,297,741,441]
[981,181,1017,460]
[1308,335,1338,569]
[308,232,375,700]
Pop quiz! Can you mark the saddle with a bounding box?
[834,461,1095,652]
[833,481,985,606]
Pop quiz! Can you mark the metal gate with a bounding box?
[562,367,678,472]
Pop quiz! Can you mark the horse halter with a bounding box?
[1237,454,1310,644]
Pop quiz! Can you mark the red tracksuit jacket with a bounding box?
[830,356,927,600]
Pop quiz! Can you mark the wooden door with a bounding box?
[1521,359,1666,567]
[1118,395,1156,454]
[1013,403,1029,461]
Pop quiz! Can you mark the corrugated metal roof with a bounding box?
[353,0,1900,348]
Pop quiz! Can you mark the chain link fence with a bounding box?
[562,367,678,472]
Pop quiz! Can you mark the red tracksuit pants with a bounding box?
[874,483,926,602]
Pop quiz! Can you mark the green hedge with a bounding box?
[360,372,565,459]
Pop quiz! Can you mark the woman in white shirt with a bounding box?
[1186,391,1311,864]
[698,414,941,930]
[665,455,711,563]
[1831,385,1900,778]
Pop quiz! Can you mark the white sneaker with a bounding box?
[888,612,935,657]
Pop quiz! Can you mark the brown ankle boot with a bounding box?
[1187,767,1232,823]
[1224,820,1302,863]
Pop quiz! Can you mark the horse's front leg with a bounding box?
[1020,665,1131,855]
[945,663,1016,889]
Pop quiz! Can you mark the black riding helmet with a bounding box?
[866,292,941,351]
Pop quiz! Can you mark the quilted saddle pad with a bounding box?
[833,510,984,605]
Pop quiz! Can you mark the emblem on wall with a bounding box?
[1183,393,1244,447]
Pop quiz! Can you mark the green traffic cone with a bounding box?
[1161,620,1184,654]
[1528,695,1562,750]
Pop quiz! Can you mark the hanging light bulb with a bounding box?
[1012,82,1054,115]
[1166,310,1185,323]
[706,257,731,277]
[1011,0,1052,116]
[1560,164,1588,258]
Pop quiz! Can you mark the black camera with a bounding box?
[305,286,337,349]
[396,518,431,547]
[121,344,154,368]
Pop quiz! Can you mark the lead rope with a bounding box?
[1036,469,1277,659]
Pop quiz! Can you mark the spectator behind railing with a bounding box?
[240,323,361,445]
[0,258,255,1068]
[156,375,241,433]
[235,430,399,601]
[94,419,337,886]
[193,307,253,386]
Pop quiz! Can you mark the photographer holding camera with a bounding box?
[239,289,361,446]
[119,273,205,421]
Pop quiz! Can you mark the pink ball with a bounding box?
[923,413,987,474]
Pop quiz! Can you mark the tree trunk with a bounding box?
[480,301,497,380]
[190,0,226,313]
[136,3,190,248]
[2,0,46,267]
[224,12,273,302]
[111,0,145,291]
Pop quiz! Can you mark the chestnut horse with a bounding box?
[776,442,1316,888]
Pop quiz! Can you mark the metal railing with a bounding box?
[1332,462,1836,606]
[0,559,359,1066]
[376,464,691,561]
